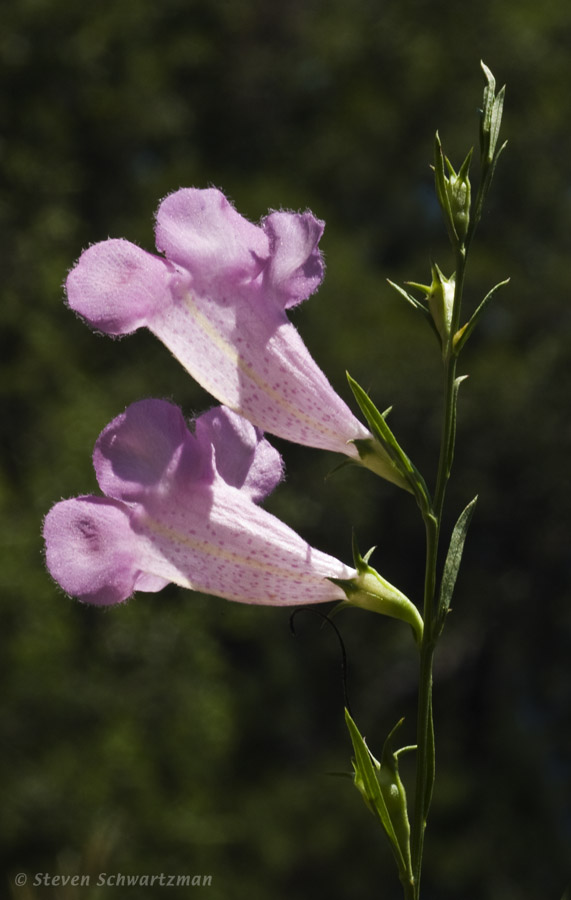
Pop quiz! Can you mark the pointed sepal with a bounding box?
[329,535,424,644]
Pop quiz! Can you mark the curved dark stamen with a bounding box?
[289,607,352,716]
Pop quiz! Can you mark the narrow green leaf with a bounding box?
[480,59,495,90]
[453,278,510,354]
[383,278,440,342]
[434,132,458,244]
[345,709,406,870]
[348,375,406,462]
[472,63,507,245]
[386,279,427,313]
[487,137,508,187]
[480,61,496,154]
[480,61,505,164]
[489,85,506,161]
[438,496,478,627]
[423,695,435,818]
[347,373,431,510]
[433,133,448,209]
[444,375,468,482]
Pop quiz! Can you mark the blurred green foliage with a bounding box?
[2,0,571,897]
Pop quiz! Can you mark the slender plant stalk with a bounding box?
[410,246,468,897]
[347,66,505,900]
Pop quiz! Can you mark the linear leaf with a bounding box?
[347,373,431,510]
[386,279,428,314]
[453,278,510,354]
[345,709,407,875]
[438,496,478,627]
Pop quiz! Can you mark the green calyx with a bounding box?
[407,263,455,358]
[353,437,412,492]
[330,536,424,645]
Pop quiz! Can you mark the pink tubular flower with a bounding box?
[43,399,356,607]
[65,188,372,458]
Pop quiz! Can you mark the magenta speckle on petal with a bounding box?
[66,188,371,457]
[44,400,355,607]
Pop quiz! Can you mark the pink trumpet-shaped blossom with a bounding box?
[43,399,356,607]
[65,188,372,458]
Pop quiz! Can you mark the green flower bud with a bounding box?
[434,134,473,247]
[408,263,455,359]
[446,152,472,242]
[330,538,423,644]
[379,719,414,875]
[344,711,414,886]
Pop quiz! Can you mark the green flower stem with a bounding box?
[410,245,467,898]
[410,518,437,894]
[406,66,505,898]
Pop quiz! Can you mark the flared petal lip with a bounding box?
[43,399,354,607]
[64,188,371,457]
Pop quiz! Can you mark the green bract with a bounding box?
[345,711,415,893]
[348,373,431,513]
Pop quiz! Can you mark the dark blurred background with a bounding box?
[2,0,570,897]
